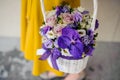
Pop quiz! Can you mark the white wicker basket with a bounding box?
[37,49,89,73]
[48,56,89,73]
[38,0,98,73]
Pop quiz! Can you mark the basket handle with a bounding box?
[40,0,98,31]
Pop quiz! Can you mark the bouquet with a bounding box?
[38,3,99,73]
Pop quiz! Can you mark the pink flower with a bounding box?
[61,13,74,24]
[46,15,57,27]
[53,24,66,37]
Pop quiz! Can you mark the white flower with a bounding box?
[77,7,85,12]
[42,36,48,43]
[39,25,45,35]
[61,49,72,56]
[86,24,91,29]
[54,40,59,48]
[78,29,86,37]
[80,22,86,28]
[46,30,56,39]
[44,39,53,48]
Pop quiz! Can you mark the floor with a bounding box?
[0,37,120,80]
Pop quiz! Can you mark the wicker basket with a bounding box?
[38,0,98,73]
[48,56,89,73]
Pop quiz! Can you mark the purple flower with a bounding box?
[82,11,89,15]
[81,29,95,55]
[67,22,79,29]
[84,46,94,56]
[41,26,51,35]
[43,40,53,48]
[58,27,83,58]
[62,6,70,13]
[95,19,99,30]
[82,35,91,46]
[73,12,82,22]
[82,29,94,45]
[56,6,62,16]
[56,6,70,16]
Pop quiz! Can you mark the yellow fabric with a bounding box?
[20,0,80,76]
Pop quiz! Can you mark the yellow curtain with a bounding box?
[20,0,80,76]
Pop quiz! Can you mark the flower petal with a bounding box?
[58,36,71,49]
[84,46,94,56]
[69,42,83,58]
[62,27,79,39]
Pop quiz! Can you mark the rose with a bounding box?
[61,13,74,24]
[46,15,57,27]
[46,10,57,27]
[53,24,66,37]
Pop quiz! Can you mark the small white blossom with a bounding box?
[42,36,48,43]
[77,7,85,12]
[78,29,86,37]
[61,49,72,56]
[46,30,56,39]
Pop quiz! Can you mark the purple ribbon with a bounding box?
[39,49,83,70]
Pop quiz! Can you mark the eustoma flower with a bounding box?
[58,27,83,58]
[73,12,82,22]
[95,19,99,30]
[81,30,95,56]
[40,26,51,35]
[56,5,70,16]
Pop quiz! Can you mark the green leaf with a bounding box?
[52,6,56,10]
[57,17,62,23]
[61,1,69,6]
[94,33,98,37]
[70,8,74,13]
[42,21,45,25]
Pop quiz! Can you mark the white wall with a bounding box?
[0,0,20,37]
[0,0,120,42]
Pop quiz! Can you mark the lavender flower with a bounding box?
[58,27,83,58]
[62,5,70,13]
[84,46,94,56]
[82,30,94,45]
[40,26,51,35]
[56,5,70,16]
[81,29,95,55]
[82,35,91,46]
[67,22,79,29]
[44,40,53,48]
[95,19,99,30]
[56,6,62,16]
[82,11,89,15]
[73,12,82,22]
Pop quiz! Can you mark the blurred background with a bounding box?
[0,0,120,80]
